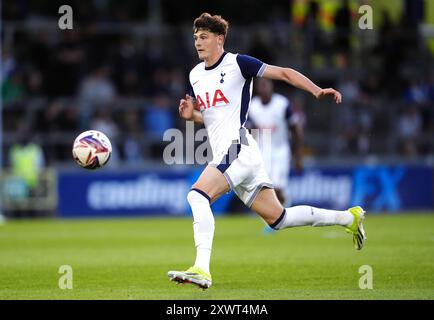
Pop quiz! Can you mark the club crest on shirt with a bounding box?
[220,71,226,83]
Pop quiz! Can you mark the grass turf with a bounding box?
[0,213,433,299]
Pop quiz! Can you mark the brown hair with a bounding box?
[193,13,229,37]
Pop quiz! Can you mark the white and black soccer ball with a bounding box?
[72,130,112,170]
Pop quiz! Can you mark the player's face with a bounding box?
[257,79,273,98]
[193,30,223,61]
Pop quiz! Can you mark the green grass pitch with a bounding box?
[0,213,433,299]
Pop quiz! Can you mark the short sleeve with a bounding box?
[187,81,196,99]
[236,54,267,79]
[285,102,293,121]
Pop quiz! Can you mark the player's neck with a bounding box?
[204,49,225,68]
[261,95,272,105]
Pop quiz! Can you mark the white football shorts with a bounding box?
[210,130,274,207]
[261,146,290,190]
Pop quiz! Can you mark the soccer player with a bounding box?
[168,13,366,289]
[249,78,304,234]
[248,78,304,206]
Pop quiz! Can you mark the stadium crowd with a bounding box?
[2,0,433,167]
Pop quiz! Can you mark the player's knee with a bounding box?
[267,208,286,230]
[275,189,286,205]
[187,189,211,205]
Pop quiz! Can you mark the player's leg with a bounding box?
[252,187,353,226]
[262,188,286,234]
[168,165,230,288]
[274,188,286,205]
[250,187,367,250]
[261,147,287,233]
[189,165,229,273]
[191,165,231,203]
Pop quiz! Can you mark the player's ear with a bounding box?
[217,34,224,46]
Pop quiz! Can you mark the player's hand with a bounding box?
[179,94,194,120]
[315,88,342,104]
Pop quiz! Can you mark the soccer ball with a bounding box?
[72,130,112,169]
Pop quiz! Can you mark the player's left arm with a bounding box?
[262,65,342,104]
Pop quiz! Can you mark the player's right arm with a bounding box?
[179,94,204,124]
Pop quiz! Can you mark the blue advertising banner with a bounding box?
[288,166,433,212]
[58,169,233,217]
[58,165,433,217]
[58,171,190,217]
[350,165,433,212]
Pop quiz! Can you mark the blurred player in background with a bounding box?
[168,12,366,289]
[248,78,304,233]
[249,78,304,205]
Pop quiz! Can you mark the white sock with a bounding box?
[187,189,214,274]
[271,206,354,230]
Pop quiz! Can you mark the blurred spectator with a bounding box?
[46,31,86,97]
[78,65,116,128]
[335,107,372,156]
[398,104,423,157]
[425,74,434,133]
[1,48,17,81]
[428,73,434,103]
[34,99,79,163]
[404,0,425,27]
[82,21,113,71]
[338,74,360,105]
[123,135,144,166]
[247,31,275,64]
[8,125,45,217]
[144,92,175,138]
[91,109,119,138]
[26,68,44,96]
[2,1,28,20]
[168,67,187,99]
[333,0,353,66]
[91,109,121,167]
[375,10,405,96]
[119,70,141,97]
[141,36,168,90]
[113,36,141,96]
[303,0,329,67]
[121,110,144,165]
[78,65,116,105]
[2,70,25,104]
[36,100,62,133]
[335,74,373,155]
[34,100,63,163]
[404,79,429,106]
[9,126,45,189]
[357,107,372,155]
[113,37,139,79]
[149,67,171,95]
[268,8,290,49]
[403,78,432,135]
[26,32,51,78]
[60,101,80,132]
[144,92,176,159]
[360,74,380,98]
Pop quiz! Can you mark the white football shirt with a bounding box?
[189,52,266,162]
[249,93,300,153]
